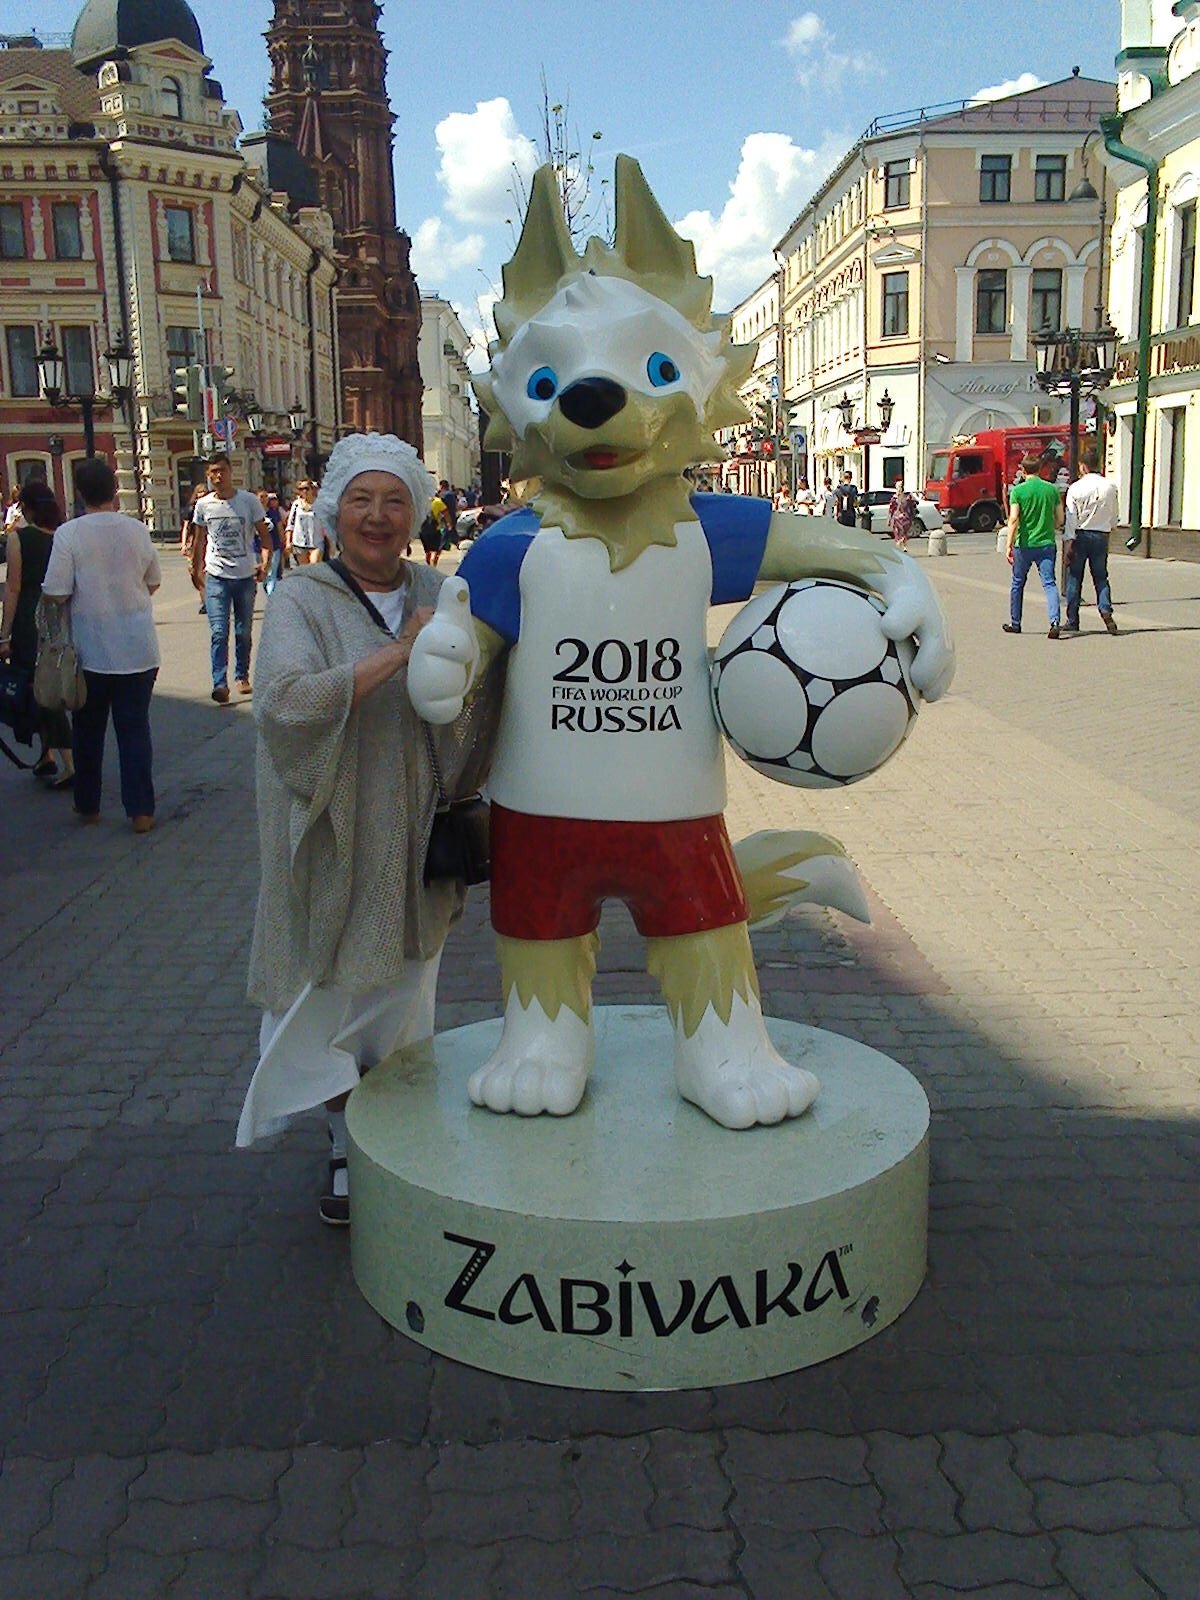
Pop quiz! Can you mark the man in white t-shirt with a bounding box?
[188,454,271,703]
[1062,447,1121,635]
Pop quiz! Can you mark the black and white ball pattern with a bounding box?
[711,578,919,789]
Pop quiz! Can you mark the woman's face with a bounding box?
[337,471,415,585]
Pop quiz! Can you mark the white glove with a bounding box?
[407,576,480,724]
[873,554,956,703]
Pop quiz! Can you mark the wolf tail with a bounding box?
[733,830,870,930]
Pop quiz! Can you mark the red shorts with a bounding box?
[489,804,748,941]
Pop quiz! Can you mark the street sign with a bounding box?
[212,416,237,443]
[790,429,806,449]
[853,428,881,446]
[263,439,292,456]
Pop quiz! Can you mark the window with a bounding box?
[954,453,986,479]
[979,155,1011,203]
[164,205,195,263]
[1030,268,1063,333]
[61,327,94,396]
[0,202,26,258]
[161,77,182,118]
[14,457,48,486]
[884,161,910,210]
[1176,203,1196,327]
[882,271,909,337]
[1035,155,1066,203]
[882,455,906,486]
[976,269,1007,334]
[5,325,39,396]
[52,202,83,260]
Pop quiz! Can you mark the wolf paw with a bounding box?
[468,999,593,1117]
[674,995,819,1130]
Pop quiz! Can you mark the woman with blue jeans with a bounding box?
[40,457,162,833]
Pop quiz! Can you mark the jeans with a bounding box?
[205,574,256,687]
[73,668,157,818]
[263,547,283,597]
[1010,544,1060,628]
[1065,529,1112,624]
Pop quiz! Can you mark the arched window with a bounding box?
[162,77,182,119]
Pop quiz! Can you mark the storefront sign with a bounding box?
[262,439,293,456]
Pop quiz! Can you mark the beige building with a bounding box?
[0,0,338,529]
[1103,0,1200,555]
[418,295,478,491]
[776,75,1115,516]
[715,275,780,499]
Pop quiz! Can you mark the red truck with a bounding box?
[925,427,1074,533]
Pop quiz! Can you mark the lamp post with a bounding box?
[835,387,894,518]
[37,331,134,460]
[1032,324,1118,480]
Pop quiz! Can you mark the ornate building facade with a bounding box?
[264,0,423,446]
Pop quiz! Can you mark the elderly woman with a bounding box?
[236,433,498,1225]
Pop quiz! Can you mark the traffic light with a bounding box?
[208,364,234,417]
[756,399,775,435]
[173,363,203,422]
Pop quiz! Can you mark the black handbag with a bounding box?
[327,558,490,888]
[0,663,37,768]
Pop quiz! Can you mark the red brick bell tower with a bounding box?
[265,0,423,447]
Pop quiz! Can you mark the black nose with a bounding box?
[558,377,626,430]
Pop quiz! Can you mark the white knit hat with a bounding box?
[313,431,435,538]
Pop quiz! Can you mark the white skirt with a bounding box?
[235,954,441,1147]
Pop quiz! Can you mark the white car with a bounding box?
[860,489,947,536]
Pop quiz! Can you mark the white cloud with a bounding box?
[410,216,485,283]
[971,71,1045,103]
[674,130,843,310]
[434,98,539,226]
[781,11,874,90]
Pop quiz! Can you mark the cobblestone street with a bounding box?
[2,535,1198,1599]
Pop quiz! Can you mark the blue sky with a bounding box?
[29,0,1119,356]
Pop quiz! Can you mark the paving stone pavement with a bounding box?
[1,537,1198,1599]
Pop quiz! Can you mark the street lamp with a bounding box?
[38,332,133,459]
[1033,325,1117,480]
[288,400,307,437]
[834,388,897,510]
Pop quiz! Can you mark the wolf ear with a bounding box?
[612,154,711,327]
[494,165,579,344]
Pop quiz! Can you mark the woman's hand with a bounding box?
[350,607,434,707]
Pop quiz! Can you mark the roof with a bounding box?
[0,46,101,123]
[71,0,204,69]
[241,131,321,211]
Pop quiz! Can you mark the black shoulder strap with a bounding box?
[0,732,34,770]
[327,558,392,634]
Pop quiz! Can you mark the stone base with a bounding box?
[927,528,948,557]
[347,1006,930,1391]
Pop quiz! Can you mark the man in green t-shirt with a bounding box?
[1004,453,1063,638]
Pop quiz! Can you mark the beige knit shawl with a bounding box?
[247,562,500,1013]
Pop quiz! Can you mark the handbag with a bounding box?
[33,599,86,713]
[0,662,38,767]
[327,559,490,888]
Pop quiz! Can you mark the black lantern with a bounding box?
[877,388,894,433]
[288,400,307,436]
[104,332,135,398]
[37,338,65,404]
[1032,326,1057,382]
[834,391,855,432]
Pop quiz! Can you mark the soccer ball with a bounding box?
[711,578,919,789]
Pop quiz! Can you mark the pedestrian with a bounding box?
[819,476,837,517]
[4,485,26,541]
[887,478,919,552]
[284,479,321,565]
[774,484,793,513]
[834,470,858,527]
[794,477,816,514]
[1003,453,1063,638]
[180,484,207,613]
[422,488,447,566]
[39,457,161,831]
[439,479,459,531]
[236,431,502,1225]
[1062,448,1119,635]
[0,479,76,787]
[188,453,271,704]
[259,490,284,596]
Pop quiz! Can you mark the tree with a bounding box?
[508,70,606,246]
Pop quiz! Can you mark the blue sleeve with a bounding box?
[457,507,539,645]
[691,493,772,603]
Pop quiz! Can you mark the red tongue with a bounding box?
[584,449,619,469]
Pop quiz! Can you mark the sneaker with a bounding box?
[1047,624,1060,639]
[1101,611,1119,634]
[212,685,230,705]
[1002,623,1022,634]
[131,815,155,834]
[1060,620,1080,634]
[236,678,252,695]
[319,1157,350,1227]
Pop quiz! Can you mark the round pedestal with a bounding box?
[348,1006,929,1391]
[927,528,948,557]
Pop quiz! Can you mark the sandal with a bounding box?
[32,758,56,779]
[50,772,75,790]
[319,1157,350,1227]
